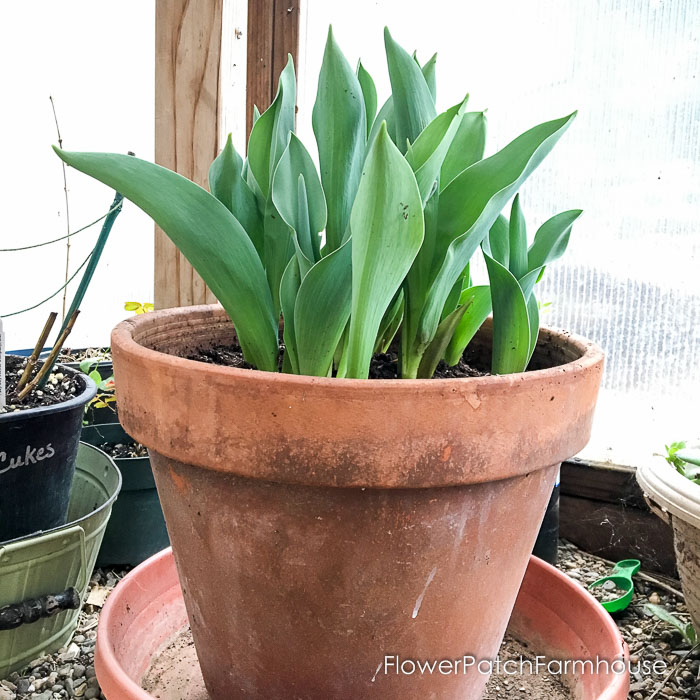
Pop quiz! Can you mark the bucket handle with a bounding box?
[0,524,88,631]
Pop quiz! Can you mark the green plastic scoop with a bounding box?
[588,559,641,613]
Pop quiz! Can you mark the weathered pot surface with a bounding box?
[111,304,604,699]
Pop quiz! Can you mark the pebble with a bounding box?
[0,688,14,700]
[15,678,32,695]
[57,644,80,663]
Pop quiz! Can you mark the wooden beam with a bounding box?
[559,459,677,577]
[154,0,222,309]
[271,0,300,99]
[154,0,300,308]
[246,0,300,141]
[246,0,274,137]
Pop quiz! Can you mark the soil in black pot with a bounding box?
[58,347,112,363]
[98,440,148,459]
[1,355,83,413]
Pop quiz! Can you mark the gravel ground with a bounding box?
[1,542,697,699]
[558,540,699,700]
[0,570,127,700]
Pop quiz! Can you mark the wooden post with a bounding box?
[154,0,222,309]
[246,0,300,140]
[154,0,301,309]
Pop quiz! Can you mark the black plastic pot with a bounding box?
[532,468,561,565]
[80,423,169,566]
[0,357,97,543]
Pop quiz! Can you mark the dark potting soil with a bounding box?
[482,635,572,699]
[0,355,83,414]
[186,342,491,379]
[98,440,148,459]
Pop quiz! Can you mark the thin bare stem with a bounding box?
[49,95,71,321]
[17,312,58,391]
[18,310,79,401]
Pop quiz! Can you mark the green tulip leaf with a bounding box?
[406,97,467,202]
[312,27,366,252]
[440,111,488,189]
[209,133,264,258]
[295,240,352,377]
[345,122,424,378]
[443,285,492,366]
[272,133,327,250]
[53,148,278,371]
[484,253,531,374]
[528,209,583,272]
[280,255,301,374]
[417,301,470,379]
[357,60,378,139]
[508,194,528,279]
[384,27,437,153]
[418,112,577,348]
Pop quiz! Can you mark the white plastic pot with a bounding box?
[636,461,700,630]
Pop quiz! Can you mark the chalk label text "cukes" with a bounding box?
[0,444,56,474]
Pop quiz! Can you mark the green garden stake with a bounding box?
[588,559,641,614]
[37,188,125,389]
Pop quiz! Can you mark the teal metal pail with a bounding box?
[0,442,121,677]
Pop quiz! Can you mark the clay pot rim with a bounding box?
[637,460,700,529]
[112,304,604,392]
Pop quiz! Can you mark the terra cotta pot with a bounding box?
[111,304,604,700]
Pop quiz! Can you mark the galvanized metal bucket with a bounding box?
[0,442,121,677]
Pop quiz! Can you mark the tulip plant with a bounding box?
[55,27,580,379]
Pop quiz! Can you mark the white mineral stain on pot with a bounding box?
[412,566,438,619]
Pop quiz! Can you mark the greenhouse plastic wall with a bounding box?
[0,1,155,351]
[297,0,700,466]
